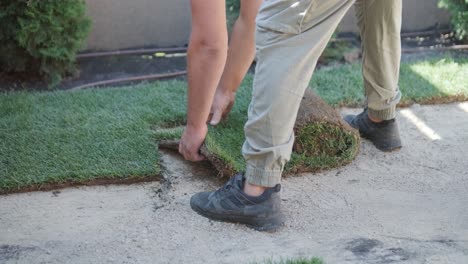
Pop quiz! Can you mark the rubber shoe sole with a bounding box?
[358,124,402,152]
[190,200,285,232]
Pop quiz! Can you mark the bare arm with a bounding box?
[210,0,264,125]
[179,0,228,161]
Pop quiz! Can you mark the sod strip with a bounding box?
[158,89,360,177]
[0,81,188,194]
[199,89,360,177]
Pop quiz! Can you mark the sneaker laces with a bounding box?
[214,178,234,195]
[214,173,242,195]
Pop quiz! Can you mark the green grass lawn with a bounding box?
[0,82,188,193]
[1,53,467,194]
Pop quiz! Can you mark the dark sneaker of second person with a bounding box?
[344,108,402,152]
[190,173,285,232]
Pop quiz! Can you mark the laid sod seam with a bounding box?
[0,176,161,195]
[1,53,467,194]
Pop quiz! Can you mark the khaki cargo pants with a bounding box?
[243,0,402,187]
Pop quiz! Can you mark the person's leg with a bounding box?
[243,0,355,189]
[191,0,356,231]
[344,0,403,151]
[357,0,402,120]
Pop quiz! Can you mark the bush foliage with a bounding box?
[439,0,468,41]
[0,0,91,87]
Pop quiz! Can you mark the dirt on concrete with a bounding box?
[1,103,468,264]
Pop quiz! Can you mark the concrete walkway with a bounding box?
[1,103,468,264]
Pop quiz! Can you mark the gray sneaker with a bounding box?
[344,108,402,152]
[190,173,285,232]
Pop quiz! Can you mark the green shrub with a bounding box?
[439,0,468,42]
[0,0,91,87]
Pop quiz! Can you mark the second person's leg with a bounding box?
[345,0,403,151]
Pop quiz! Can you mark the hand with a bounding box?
[179,124,208,162]
[209,88,236,126]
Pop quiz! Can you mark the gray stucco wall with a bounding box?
[83,0,451,51]
[83,0,191,51]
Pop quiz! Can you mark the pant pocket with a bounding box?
[299,0,352,32]
[256,0,314,34]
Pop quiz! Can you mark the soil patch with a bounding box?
[0,52,187,91]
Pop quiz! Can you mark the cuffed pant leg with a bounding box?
[355,0,402,120]
[243,0,355,187]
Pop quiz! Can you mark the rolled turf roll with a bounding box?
[287,88,360,174]
[160,88,360,178]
